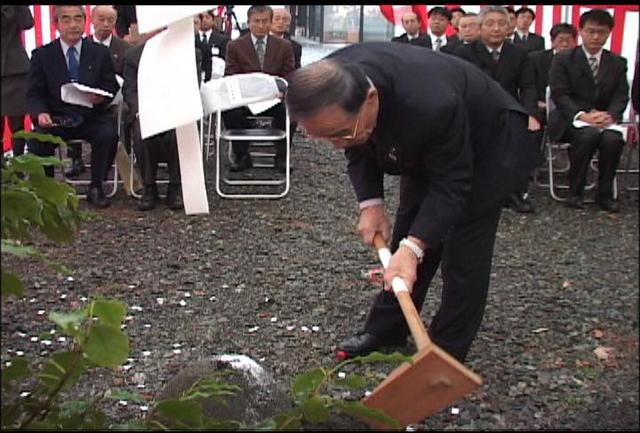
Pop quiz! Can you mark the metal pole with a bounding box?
[359,5,364,43]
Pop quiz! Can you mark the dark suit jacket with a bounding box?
[89,34,131,76]
[1,5,33,76]
[200,31,230,82]
[391,33,432,49]
[529,48,554,122]
[513,32,545,53]
[548,46,629,142]
[453,40,538,117]
[224,33,295,78]
[27,38,119,123]
[327,42,541,247]
[284,33,302,69]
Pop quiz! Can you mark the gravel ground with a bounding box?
[2,131,639,430]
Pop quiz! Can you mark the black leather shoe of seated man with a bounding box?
[596,197,620,213]
[508,192,535,213]
[166,183,184,210]
[64,158,85,178]
[229,153,253,172]
[87,185,109,208]
[138,185,158,211]
[336,332,408,360]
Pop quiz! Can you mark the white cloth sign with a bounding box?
[136,6,211,215]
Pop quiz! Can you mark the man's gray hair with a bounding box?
[477,5,509,24]
[53,5,86,22]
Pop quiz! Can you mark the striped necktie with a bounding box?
[255,38,265,69]
[434,37,442,52]
[588,56,599,83]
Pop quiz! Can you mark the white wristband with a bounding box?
[399,237,424,263]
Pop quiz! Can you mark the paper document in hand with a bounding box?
[573,119,627,141]
[110,75,125,106]
[61,82,114,108]
[200,73,280,115]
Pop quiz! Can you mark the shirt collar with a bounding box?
[429,33,446,45]
[516,30,529,39]
[251,33,267,47]
[93,33,112,47]
[60,38,83,57]
[581,45,603,63]
[484,43,504,54]
[407,32,420,40]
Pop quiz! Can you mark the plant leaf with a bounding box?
[90,299,126,327]
[291,368,325,405]
[334,400,401,430]
[1,358,30,389]
[154,399,204,428]
[84,324,129,368]
[1,270,24,298]
[300,396,330,424]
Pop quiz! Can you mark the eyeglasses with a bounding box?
[314,104,363,142]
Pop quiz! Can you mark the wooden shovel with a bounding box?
[361,234,483,429]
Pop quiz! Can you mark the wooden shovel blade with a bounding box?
[362,344,482,429]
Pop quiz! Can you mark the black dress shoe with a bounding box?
[596,197,620,213]
[336,332,407,360]
[166,184,184,210]
[64,158,85,178]
[229,154,253,172]
[274,156,287,174]
[565,195,584,209]
[508,192,535,213]
[87,186,109,208]
[138,185,158,211]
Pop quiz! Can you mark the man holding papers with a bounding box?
[549,9,629,212]
[26,5,120,208]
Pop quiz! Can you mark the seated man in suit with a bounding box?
[426,6,461,53]
[271,8,302,69]
[199,9,230,83]
[529,23,577,125]
[505,6,517,43]
[549,9,629,212]
[453,5,541,214]
[26,5,119,208]
[456,12,481,44]
[391,12,430,49]
[513,7,546,53]
[122,31,190,211]
[448,6,466,43]
[222,5,295,174]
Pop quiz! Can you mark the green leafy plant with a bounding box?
[1,141,407,430]
[2,137,87,298]
[257,351,412,430]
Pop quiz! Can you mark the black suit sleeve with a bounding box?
[548,53,580,121]
[409,94,473,247]
[95,45,119,108]
[518,53,538,118]
[26,48,49,119]
[605,57,629,122]
[346,145,385,203]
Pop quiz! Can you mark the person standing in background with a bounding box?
[1,5,34,156]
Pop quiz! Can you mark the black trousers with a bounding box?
[27,115,117,186]
[364,177,503,362]
[566,126,624,200]
[221,102,286,159]
[131,119,181,186]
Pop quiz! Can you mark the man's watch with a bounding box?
[399,237,424,263]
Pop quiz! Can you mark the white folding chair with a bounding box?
[200,73,290,199]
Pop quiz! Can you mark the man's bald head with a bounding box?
[286,59,369,120]
[271,7,292,37]
[92,5,117,41]
[401,12,421,36]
